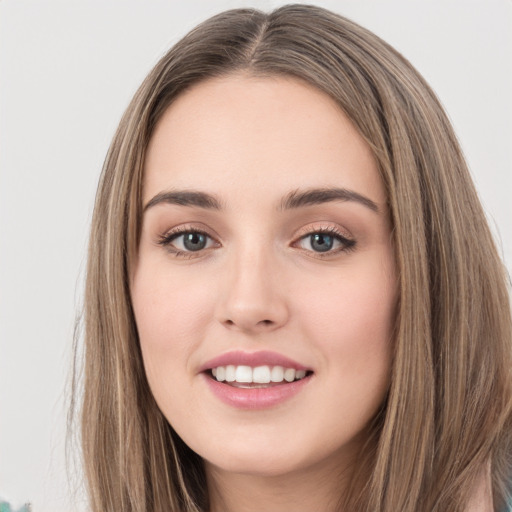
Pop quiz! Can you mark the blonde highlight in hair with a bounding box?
[76,5,512,511]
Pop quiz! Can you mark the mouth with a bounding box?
[200,351,314,408]
[207,365,313,388]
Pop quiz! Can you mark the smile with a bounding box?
[211,365,309,386]
[200,351,314,409]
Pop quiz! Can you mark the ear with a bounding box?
[466,461,493,512]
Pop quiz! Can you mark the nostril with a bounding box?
[220,310,287,332]
[223,319,273,327]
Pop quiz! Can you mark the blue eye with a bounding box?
[180,232,208,251]
[297,231,355,254]
[159,230,216,254]
[309,233,334,252]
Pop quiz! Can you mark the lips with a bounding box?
[200,350,311,372]
[200,350,314,409]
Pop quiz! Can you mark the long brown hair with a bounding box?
[75,5,512,511]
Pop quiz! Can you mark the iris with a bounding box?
[310,233,334,252]
[183,232,207,251]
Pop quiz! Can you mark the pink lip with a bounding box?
[199,350,311,372]
[202,372,313,410]
[199,350,313,410]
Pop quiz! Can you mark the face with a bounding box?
[131,75,397,480]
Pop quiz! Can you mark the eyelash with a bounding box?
[293,226,356,257]
[157,226,217,259]
[157,225,356,259]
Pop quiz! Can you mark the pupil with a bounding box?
[184,233,206,251]
[311,233,333,252]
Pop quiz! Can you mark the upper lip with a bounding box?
[199,350,311,373]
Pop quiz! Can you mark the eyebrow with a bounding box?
[144,190,223,212]
[143,187,379,213]
[280,187,379,213]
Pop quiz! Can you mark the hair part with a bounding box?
[76,5,512,511]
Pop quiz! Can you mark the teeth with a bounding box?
[225,365,236,382]
[216,366,226,382]
[270,366,284,382]
[253,366,271,384]
[284,368,296,382]
[210,365,309,384]
[235,365,252,383]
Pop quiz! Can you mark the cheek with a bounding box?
[133,262,214,341]
[293,265,396,438]
[294,260,396,374]
[130,264,216,395]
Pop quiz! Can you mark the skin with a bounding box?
[131,75,398,512]
[467,463,493,512]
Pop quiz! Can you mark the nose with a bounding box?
[215,248,289,334]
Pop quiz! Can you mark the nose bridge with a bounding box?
[216,236,288,332]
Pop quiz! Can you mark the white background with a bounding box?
[1,1,510,511]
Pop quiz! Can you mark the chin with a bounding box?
[197,431,352,480]
[204,451,304,478]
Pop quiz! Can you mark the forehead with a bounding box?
[143,74,386,207]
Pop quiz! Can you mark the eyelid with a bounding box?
[159,222,220,240]
[157,223,221,257]
[291,223,356,256]
[292,221,354,242]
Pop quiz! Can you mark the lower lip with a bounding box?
[202,373,312,409]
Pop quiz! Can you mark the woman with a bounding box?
[77,5,512,511]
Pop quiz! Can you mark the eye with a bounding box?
[175,232,211,251]
[295,229,356,254]
[158,229,218,255]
